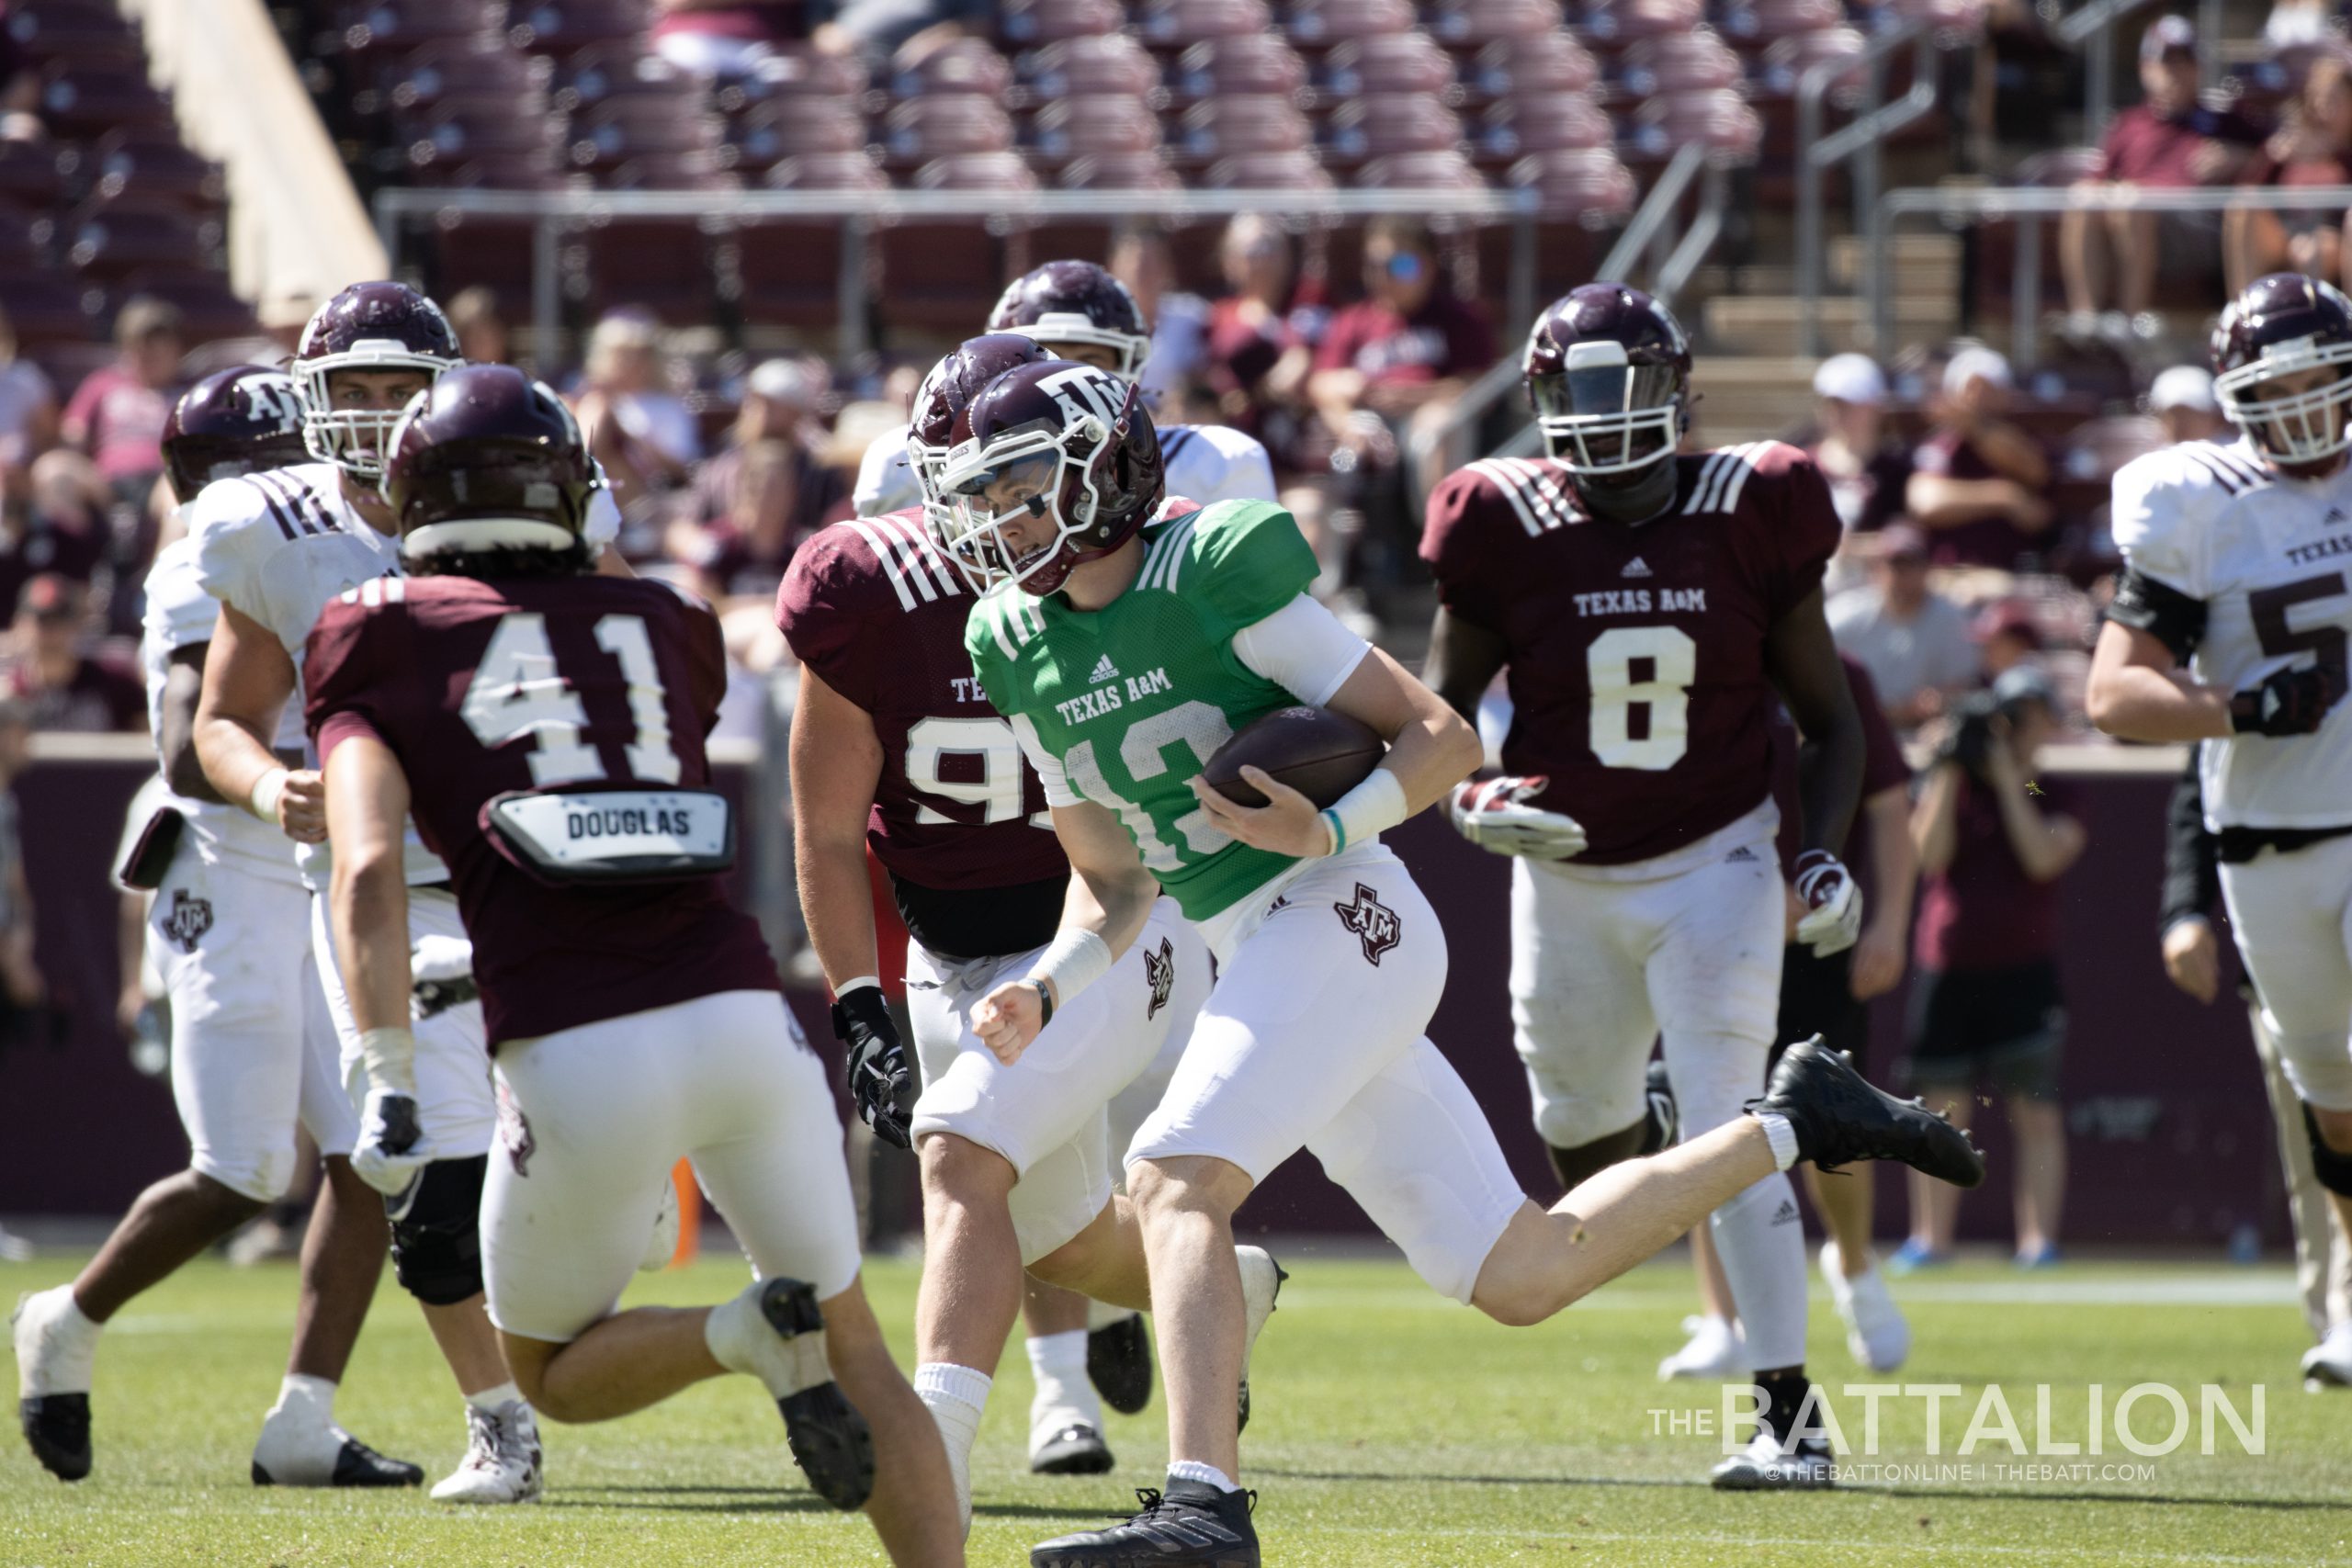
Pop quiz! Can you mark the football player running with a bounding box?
[781,335,1283,1522]
[855,261,1278,1460]
[14,369,420,1491]
[1419,284,1875,1488]
[2088,273,2352,1393]
[303,365,957,1559]
[181,283,577,1502]
[941,356,1982,1565]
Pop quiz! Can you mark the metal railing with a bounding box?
[2058,0,2164,141]
[1794,18,1959,359]
[372,185,1540,367]
[1863,180,2352,367]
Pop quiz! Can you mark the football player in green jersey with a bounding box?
[938,360,1986,1567]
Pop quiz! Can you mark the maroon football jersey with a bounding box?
[304,572,781,1047]
[1421,442,1841,865]
[775,508,1070,901]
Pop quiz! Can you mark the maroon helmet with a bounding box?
[2211,272,2352,466]
[908,333,1053,512]
[986,260,1153,382]
[293,281,460,481]
[160,367,308,503]
[935,358,1165,594]
[1522,282,1692,514]
[382,363,598,564]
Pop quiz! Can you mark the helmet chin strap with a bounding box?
[1569,451,1679,525]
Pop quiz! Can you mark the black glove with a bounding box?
[831,985,912,1150]
[2232,663,2347,737]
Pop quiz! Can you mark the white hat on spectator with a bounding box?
[2142,14,2198,62]
[1813,353,1888,406]
[746,358,820,409]
[2150,364,2218,413]
[1942,346,2014,397]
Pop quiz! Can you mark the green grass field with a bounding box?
[4,1248,2349,1566]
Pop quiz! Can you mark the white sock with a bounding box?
[1709,1172,1810,1370]
[1168,1459,1240,1494]
[1085,1299,1140,1332]
[272,1373,337,1422]
[914,1362,989,1536]
[1026,1329,1098,1429]
[1751,1110,1801,1171]
[465,1380,524,1413]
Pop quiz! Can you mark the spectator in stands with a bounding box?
[447,286,510,367]
[1204,215,1325,447]
[2266,0,2339,49]
[1973,600,2044,680]
[1899,664,2085,1270]
[0,452,106,620]
[2225,51,2352,293]
[0,307,54,479]
[1111,224,1208,412]
[1905,346,2055,570]
[574,309,700,529]
[2060,17,2265,336]
[672,357,842,589]
[0,694,46,1079]
[2149,363,2230,442]
[1829,525,1982,731]
[61,297,182,507]
[2,574,141,733]
[1807,352,1912,539]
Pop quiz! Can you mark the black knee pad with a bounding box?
[386,1154,487,1306]
[1547,1119,1651,1190]
[2303,1106,2352,1198]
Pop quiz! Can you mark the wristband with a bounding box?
[835,976,882,998]
[1027,928,1113,1013]
[1032,978,1055,1028]
[248,766,289,825]
[356,1025,418,1097]
[1326,767,1409,855]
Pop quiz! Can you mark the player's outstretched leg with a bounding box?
[712,1277,876,1508]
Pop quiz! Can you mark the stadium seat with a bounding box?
[63,201,218,285]
[882,96,1016,169]
[1136,0,1275,54]
[1621,87,1764,168]
[366,39,550,118]
[412,151,574,188]
[428,212,548,316]
[761,150,888,190]
[0,201,50,269]
[38,60,174,139]
[575,216,716,321]
[395,98,563,174]
[567,97,729,177]
[1015,34,1162,103]
[1508,145,1640,215]
[1284,0,1419,51]
[1475,91,1612,167]
[1576,0,1707,55]
[107,266,256,344]
[0,268,95,347]
[1311,30,1461,103]
[1202,149,1333,188]
[598,149,739,189]
[320,0,508,63]
[881,157,1033,333]
[732,97,871,170]
[997,0,1125,46]
[726,214,850,332]
[86,130,226,213]
[1424,0,1565,54]
[1717,0,1849,52]
[710,44,870,117]
[1459,30,1600,104]
[506,0,650,55]
[550,41,693,113]
[1057,151,1182,189]
[1165,35,1306,111]
[1356,148,1483,188]
[5,1,142,69]
[1613,29,1745,99]
[1173,95,1316,167]
[0,140,66,209]
[1026,95,1162,167]
[888,35,1014,101]
[910,151,1039,192]
[1318,93,1464,171]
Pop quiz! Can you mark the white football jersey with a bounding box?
[138,531,304,883]
[853,419,1278,520]
[2111,434,2352,829]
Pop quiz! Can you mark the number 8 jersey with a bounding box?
[1418,441,1841,865]
[2110,438,2352,831]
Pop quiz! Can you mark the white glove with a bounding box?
[1449,775,1589,860]
[410,934,474,985]
[1792,850,1863,957]
[351,1026,429,1196]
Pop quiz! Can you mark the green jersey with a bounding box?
[965,499,1324,921]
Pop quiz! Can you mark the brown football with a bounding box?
[1202,706,1385,809]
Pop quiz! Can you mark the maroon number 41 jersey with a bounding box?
[1420,441,1842,865]
[305,572,780,1046]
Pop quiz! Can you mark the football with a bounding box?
[1202,705,1385,808]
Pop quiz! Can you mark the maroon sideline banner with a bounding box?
[0,756,2284,1253]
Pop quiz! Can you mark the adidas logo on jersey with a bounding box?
[1622,557,1653,579]
[1089,654,1120,684]
[1725,846,1758,863]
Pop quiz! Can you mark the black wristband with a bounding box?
[1033,978,1055,1028]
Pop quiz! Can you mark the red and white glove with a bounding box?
[1449,775,1589,861]
[1792,850,1863,957]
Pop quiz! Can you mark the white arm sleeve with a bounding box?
[584,461,622,555]
[1010,712,1082,807]
[1231,593,1372,707]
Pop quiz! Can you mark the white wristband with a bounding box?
[356,1025,418,1097]
[1027,928,1114,1011]
[247,766,289,825]
[1321,767,1410,856]
[835,975,882,998]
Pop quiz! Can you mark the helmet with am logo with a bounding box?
[906,333,1054,513]
[161,367,308,503]
[933,358,1165,595]
[986,260,1153,383]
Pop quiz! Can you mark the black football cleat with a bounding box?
[19,1393,90,1482]
[759,1277,876,1511]
[1087,1313,1154,1416]
[1032,1421,1116,1475]
[252,1432,424,1488]
[1031,1481,1259,1568]
[1757,1038,1985,1189]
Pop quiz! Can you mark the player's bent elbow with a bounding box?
[1430,705,1484,787]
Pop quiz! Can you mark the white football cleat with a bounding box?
[639,1175,681,1272]
[14,1285,97,1481]
[1657,1314,1747,1382]
[1820,1240,1910,1372]
[1710,1428,1836,1490]
[1236,1244,1286,1433]
[430,1400,543,1504]
[2301,1323,2352,1390]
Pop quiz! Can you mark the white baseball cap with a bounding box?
[2149,364,2218,413]
[1812,353,1888,407]
[1942,346,2014,397]
[746,358,820,408]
